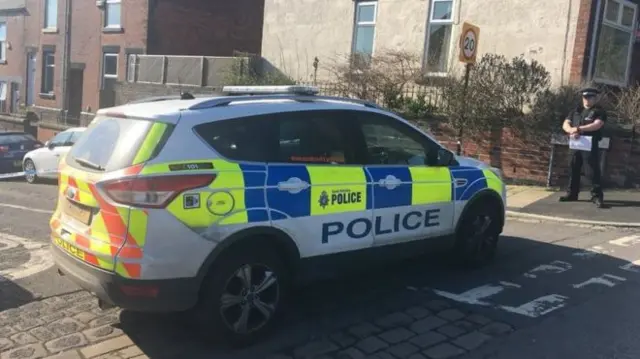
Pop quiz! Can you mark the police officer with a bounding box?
[559,87,607,208]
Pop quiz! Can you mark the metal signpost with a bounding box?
[457,22,480,155]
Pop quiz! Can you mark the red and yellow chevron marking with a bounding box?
[53,161,148,279]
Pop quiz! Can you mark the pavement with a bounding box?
[3,180,640,358]
[506,185,640,226]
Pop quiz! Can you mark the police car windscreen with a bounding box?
[67,117,154,172]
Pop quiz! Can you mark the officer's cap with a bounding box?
[579,87,600,97]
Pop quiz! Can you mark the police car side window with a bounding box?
[194,116,275,162]
[276,111,357,165]
[356,113,435,166]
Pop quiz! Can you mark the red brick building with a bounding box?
[570,0,639,86]
[0,0,264,137]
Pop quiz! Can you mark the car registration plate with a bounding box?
[53,236,85,261]
[62,199,92,225]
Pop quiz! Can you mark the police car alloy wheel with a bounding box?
[219,263,280,335]
[194,243,289,347]
[453,202,500,268]
[23,159,38,184]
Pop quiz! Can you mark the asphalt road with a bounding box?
[3,179,640,358]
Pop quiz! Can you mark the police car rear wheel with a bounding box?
[24,159,38,184]
[454,203,500,268]
[195,244,289,347]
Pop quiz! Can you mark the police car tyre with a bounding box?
[23,159,38,184]
[453,199,501,268]
[194,242,289,347]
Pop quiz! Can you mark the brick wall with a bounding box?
[147,0,264,56]
[427,121,640,189]
[568,0,596,84]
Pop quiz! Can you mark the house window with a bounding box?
[105,0,121,28]
[593,0,637,86]
[44,0,57,29]
[424,0,454,73]
[41,50,55,94]
[102,53,118,89]
[352,1,377,66]
[0,23,6,63]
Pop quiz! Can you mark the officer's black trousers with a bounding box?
[567,149,602,198]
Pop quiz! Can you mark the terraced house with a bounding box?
[0,0,264,140]
[262,0,640,87]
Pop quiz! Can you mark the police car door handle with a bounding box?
[379,175,401,190]
[277,177,310,194]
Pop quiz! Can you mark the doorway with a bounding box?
[67,68,84,121]
[25,52,36,107]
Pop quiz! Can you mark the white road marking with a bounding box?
[572,245,613,258]
[499,281,522,288]
[432,283,511,306]
[620,259,640,273]
[524,261,572,278]
[572,274,626,289]
[0,232,54,282]
[500,294,568,318]
[0,202,54,214]
[609,235,640,247]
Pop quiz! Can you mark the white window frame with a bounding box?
[41,51,55,94]
[0,22,6,63]
[351,1,378,63]
[104,0,122,28]
[44,0,57,30]
[102,53,118,87]
[423,0,455,75]
[592,0,637,87]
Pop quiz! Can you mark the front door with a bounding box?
[353,112,455,247]
[67,68,84,120]
[25,53,36,107]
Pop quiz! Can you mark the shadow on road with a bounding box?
[107,233,640,359]
[0,280,35,311]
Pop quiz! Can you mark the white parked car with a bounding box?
[23,127,86,183]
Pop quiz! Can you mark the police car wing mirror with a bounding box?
[46,141,54,149]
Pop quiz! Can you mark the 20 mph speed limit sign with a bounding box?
[459,22,480,64]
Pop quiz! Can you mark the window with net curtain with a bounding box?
[425,0,454,73]
[593,0,637,85]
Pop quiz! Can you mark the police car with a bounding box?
[50,85,506,346]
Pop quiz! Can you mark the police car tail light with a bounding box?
[102,174,216,208]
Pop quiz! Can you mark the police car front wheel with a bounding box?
[454,202,501,268]
[194,243,289,347]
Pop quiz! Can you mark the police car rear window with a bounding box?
[67,117,153,172]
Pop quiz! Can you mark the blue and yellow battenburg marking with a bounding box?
[144,160,501,229]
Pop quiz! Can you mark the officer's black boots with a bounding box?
[559,194,579,202]
[591,194,604,208]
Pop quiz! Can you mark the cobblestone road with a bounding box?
[3,182,640,359]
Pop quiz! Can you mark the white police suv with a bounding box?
[50,85,506,347]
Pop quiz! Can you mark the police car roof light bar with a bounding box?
[222,85,320,96]
[188,94,380,111]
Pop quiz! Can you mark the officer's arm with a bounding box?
[579,119,604,132]
[562,119,575,134]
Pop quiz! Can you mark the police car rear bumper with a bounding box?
[52,245,200,312]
